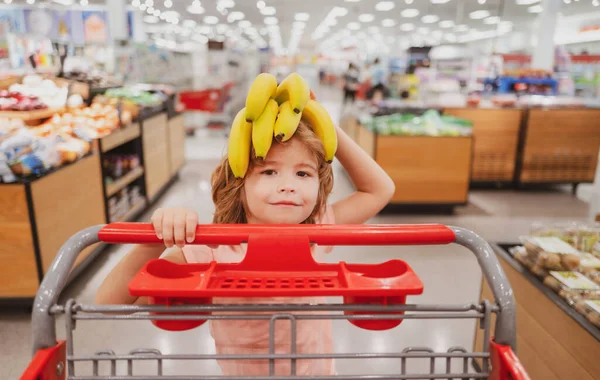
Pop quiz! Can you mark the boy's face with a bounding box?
[244,138,320,224]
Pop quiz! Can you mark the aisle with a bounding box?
[2,86,593,379]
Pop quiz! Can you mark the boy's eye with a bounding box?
[261,169,276,175]
[297,171,311,177]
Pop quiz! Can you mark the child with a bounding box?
[96,117,395,375]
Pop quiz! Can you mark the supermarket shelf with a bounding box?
[116,199,147,223]
[100,122,140,153]
[494,243,600,342]
[0,107,63,121]
[105,167,144,197]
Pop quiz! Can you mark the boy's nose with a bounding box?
[277,182,296,193]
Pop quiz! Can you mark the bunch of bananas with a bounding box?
[227,73,338,178]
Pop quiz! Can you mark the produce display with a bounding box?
[7,75,69,109]
[0,117,90,182]
[228,72,336,178]
[510,221,600,330]
[38,103,132,140]
[0,91,48,111]
[362,109,473,137]
[103,87,163,107]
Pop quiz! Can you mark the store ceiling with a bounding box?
[9,0,600,54]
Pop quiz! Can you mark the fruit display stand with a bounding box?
[352,123,472,210]
[0,153,106,303]
[517,108,600,188]
[473,244,600,380]
[444,108,523,184]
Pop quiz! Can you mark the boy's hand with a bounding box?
[151,208,198,248]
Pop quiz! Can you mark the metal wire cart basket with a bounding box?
[22,223,530,380]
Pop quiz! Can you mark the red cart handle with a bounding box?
[98,223,456,246]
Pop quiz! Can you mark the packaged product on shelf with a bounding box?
[530,221,579,248]
[579,253,600,285]
[578,225,600,253]
[574,299,600,327]
[523,236,582,271]
[7,75,68,109]
[510,245,549,278]
[542,271,600,304]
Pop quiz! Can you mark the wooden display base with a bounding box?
[444,108,522,183]
[167,114,186,176]
[142,112,171,200]
[0,154,105,299]
[519,109,600,184]
[474,244,600,380]
[355,125,472,206]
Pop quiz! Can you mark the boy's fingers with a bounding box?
[162,210,174,248]
[185,213,198,243]
[174,215,186,248]
[151,208,164,239]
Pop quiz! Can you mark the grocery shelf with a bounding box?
[99,122,140,153]
[116,199,147,223]
[105,166,144,197]
[0,107,64,121]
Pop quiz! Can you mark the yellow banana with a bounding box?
[274,73,310,114]
[252,99,278,159]
[301,99,338,163]
[274,101,302,142]
[228,108,253,178]
[244,73,277,122]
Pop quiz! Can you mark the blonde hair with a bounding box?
[211,121,334,224]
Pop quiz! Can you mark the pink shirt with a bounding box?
[182,206,336,376]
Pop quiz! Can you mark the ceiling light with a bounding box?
[347,22,360,30]
[153,9,160,16]
[469,10,490,19]
[359,14,375,22]
[401,9,420,18]
[405,0,413,3]
[422,15,440,24]
[381,19,396,27]
[187,0,204,14]
[345,0,360,2]
[334,7,349,16]
[218,0,235,7]
[257,0,265,8]
[563,0,571,3]
[227,11,244,22]
[264,17,278,25]
[261,6,276,15]
[4,0,13,3]
[145,0,153,6]
[439,20,454,28]
[516,0,540,3]
[183,20,196,27]
[528,4,543,12]
[238,20,251,29]
[594,0,599,6]
[484,16,501,24]
[164,0,172,8]
[79,0,87,4]
[430,0,451,3]
[140,3,147,10]
[204,16,219,24]
[399,23,415,31]
[454,24,469,32]
[478,0,486,4]
[132,0,140,6]
[375,1,395,11]
[293,21,305,29]
[146,7,154,14]
[295,13,310,21]
[144,15,159,23]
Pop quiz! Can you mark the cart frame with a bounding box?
[23,224,529,380]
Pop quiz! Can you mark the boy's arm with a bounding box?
[332,125,395,224]
[95,245,186,305]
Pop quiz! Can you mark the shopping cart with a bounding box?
[22,223,530,380]
[179,82,235,136]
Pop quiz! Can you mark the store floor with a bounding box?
[2,87,593,379]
